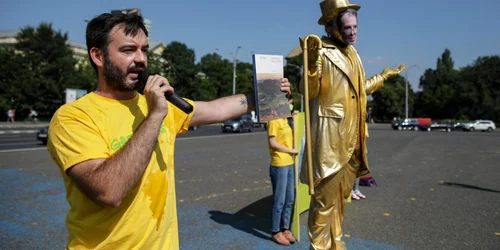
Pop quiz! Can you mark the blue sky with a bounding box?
[2,0,499,91]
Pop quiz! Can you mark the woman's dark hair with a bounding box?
[85,13,148,73]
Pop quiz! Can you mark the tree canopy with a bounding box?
[1,23,499,124]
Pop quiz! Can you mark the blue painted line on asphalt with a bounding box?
[0,219,45,239]
[0,168,410,250]
[0,168,67,249]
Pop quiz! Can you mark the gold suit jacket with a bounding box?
[299,37,386,187]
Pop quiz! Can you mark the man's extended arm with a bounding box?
[190,79,291,126]
[365,64,405,95]
[365,74,386,96]
[190,92,255,126]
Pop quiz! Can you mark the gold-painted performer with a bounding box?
[299,1,405,249]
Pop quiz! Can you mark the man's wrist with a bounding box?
[381,70,391,80]
[243,92,256,110]
[146,113,166,125]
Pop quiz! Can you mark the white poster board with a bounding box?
[65,88,87,103]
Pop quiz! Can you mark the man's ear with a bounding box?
[89,47,104,67]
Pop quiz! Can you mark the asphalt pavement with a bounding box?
[0,123,499,249]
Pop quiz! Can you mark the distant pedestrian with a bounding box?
[351,177,366,200]
[367,107,374,123]
[7,109,15,123]
[28,108,38,123]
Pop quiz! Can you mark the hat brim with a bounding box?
[318,4,361,25]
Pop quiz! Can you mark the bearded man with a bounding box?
[48,13,291,249]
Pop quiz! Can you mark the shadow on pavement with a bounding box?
[440,181,500,193]
[208,195,273,241]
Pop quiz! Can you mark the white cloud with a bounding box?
[363,56,383,65]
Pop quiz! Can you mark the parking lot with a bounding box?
[0,123,499,249]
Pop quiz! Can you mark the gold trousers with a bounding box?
[308,150,360,250]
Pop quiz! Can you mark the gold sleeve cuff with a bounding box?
[308,70,318,77]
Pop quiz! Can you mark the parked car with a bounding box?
[221,115,254,133]
[419,121,454,132]
[392,118,417,130]
[392,118,431,131]
[453,122,466,130]
[37,126,49,145]
[460,120,496,132]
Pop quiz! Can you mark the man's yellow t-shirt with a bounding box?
[47,92,194,249]
[267,118,294,166]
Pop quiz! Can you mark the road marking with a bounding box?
[178,185,271,202]
[0,137,35,141]
[0,142,43,146]
[0,130,38,134]
[0,132,265,153]
[0,147,47,153]
[177,131,265,141]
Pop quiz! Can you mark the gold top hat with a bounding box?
[318,0,361,25]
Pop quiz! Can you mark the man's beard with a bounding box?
[103,56,142,91]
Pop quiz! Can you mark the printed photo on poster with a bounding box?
[252,54,291,122]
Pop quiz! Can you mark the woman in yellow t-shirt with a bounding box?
[267,117,298,246]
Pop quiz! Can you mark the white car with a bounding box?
[461,120,496,132]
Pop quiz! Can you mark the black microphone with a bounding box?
[138,71,194,114]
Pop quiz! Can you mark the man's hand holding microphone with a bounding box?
[139,72,193,116]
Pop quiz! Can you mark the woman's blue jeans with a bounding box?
[270,164,295,232]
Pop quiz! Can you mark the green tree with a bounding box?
[162,41,198,99]
[371,75,415,121]
[65,59,98,95]
[457,56,500,122]
[198,53,233,99]
[147,51,166,77]
[414,49,460,119]
[235,62,254,94]
[0,48,25,116]
[284,55,303,111]
[10,23,80,118]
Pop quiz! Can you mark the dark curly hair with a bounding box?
[85,13,148,73]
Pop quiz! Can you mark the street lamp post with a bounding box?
[232,46,242,95]
[404,64,419,119]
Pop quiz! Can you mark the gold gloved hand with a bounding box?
[299,35,322,65]
[381,64,405,80]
